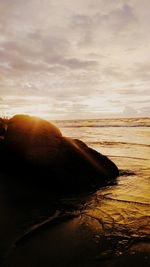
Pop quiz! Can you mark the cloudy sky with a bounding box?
[0,0,150,119]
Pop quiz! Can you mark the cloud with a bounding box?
[139,106,150,115]
[115,88,150,96]
[123,106,139,117]
[133,63,150,81]
[0,0,149,118]
[0,30,98,74]
[96,3,136,32]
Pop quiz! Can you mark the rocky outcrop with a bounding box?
[0,114,119,194]
[0,120,7,138]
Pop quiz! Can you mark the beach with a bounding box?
[0,117,150,267]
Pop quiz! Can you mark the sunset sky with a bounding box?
[0,0,150,119]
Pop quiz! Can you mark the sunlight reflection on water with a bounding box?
[59,122,150,240]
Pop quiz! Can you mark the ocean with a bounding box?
[56,117,150,232]
[0,117,150,266]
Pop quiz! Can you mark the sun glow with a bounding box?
[0,96,53,119]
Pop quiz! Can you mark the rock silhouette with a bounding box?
[0,115,119,194]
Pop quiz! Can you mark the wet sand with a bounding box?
[1,168,150,267]
[3,206,150,267]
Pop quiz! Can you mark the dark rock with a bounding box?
[0,114,119,194]
[0,120,7,138]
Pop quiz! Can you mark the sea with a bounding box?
[0,117,150,267]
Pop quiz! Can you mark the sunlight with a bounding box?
[1,96,52,119]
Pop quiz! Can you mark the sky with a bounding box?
[0,0,150,119]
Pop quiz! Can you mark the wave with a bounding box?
[103,193,150,207]
[54,118,150,128]
[107,155,149,161]
[87,141,150,148]
[58,124,150,128]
